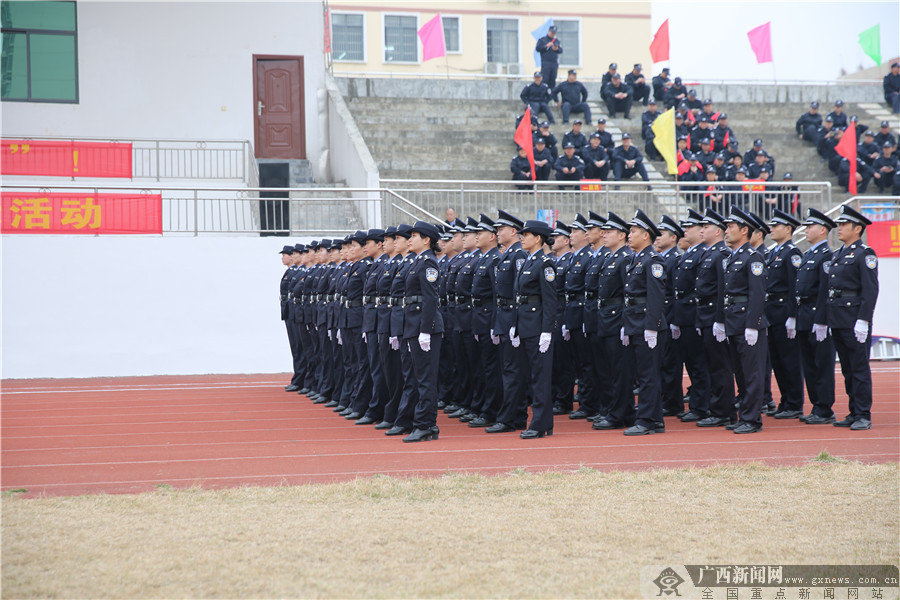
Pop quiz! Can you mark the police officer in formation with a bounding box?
[279,202,881,440]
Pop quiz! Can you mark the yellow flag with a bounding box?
[651,107,677,175]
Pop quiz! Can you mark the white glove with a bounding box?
[854,320,868,344]
[582,324,586,334]
[474,334,479,342]
[491,335,500,345]
[390,336,399,351]
[419,332,431,352]
[670,324,681,340]
[696,328,702,336]
[327,329,333,340]
[337,330,343,345]
[713,322,726,343]
[561,325,570,341]
[785,317,796,340]
[511,331,521,347]
[539,332,552,353]
[362,332,367,343]
[745,328,758,346]
[644,329,658,349]
[620,326,629,347]
[812,324,828,343]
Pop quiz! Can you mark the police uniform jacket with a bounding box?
[612,144,644,166]
[444,251,467,330]
[723,243,769,336]
[795,112,822,136]
[521,82,552,104]
[625,71,647,91]
[581,144,608,167]
[825,241,879,330]
[289,265,307,324]
[562,130,588,152]
[563,245,593,330]
[595,130,615,154]
[827,111,848,130]
[535,131,559,160]
[554,154,585,177]
[672,243,707,328]
[858,141,880,165]
[316,263,334,328]
[748,162,774,180]
[602,81,633,101]
[623,246,667,336]
[885,71,900,97]
[595,246,629,337]
[872,152,900,174]
[327,262,346,331]
[695,241,730,328]
[764,241,802,325]
[372,254,398,335]
[511,155,532,177]
[795,242,832,331]
[874,131,897,149]
[472,247,501,336]
[403,250,444,340]
[280,265,295,320]
[651,75,669,101]
[554,251,573,323]
[712,125,736,150]
[513,249,558,338]
[535,35,562,65]
[664,84,687,109]
[305,264,323,325]
[659,247,681,320]
[390,253,417,338]
[454,249,481,332]
[533,146,553,167]
[344,257,372,329]
[493,242,526,335]
[437,253,452,323]
[641,110,660,139]
[335,263,350,329]
[551,80,588,105]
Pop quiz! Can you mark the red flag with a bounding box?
[649,19,670,63]
[834,122,858,195]
[514,106,536,181]
[747,22,773,64]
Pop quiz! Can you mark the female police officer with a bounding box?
[401,221,445,442]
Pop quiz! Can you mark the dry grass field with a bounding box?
[3,461,898,599]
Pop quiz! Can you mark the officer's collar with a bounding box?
[808,239,828,251]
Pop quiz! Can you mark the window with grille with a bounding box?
[443,16,460,53]
[331,12,364,62]
[486,18,517,64]
[554,19,579,67]
[384,14,417,63]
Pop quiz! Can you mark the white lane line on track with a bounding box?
[4,453,896,490]
[1,384,287,395]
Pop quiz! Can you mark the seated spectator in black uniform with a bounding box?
[515,112,538,132]
[510,146,533,189]
[827,99,848,129]
[711,114,735,152]
[652,67,670,102]
[520,71,555,124]
[710,152,727,175]
[724,154,744,180]
[744,139,775,176]
[850,114,870,141]
[823,127,844,172]
[536,121,559,161]
[554,142,585,189]
[874,120,897,149]
[533,138,553,180]
[723,139,741,165]
[816,116,836,158]
[535,25,562,89]
[678,151,705,202]
[677,100,695,126]
[838,156,874,193]
[858,130,881,166]
[748,151,774,180]
[603,73,634,119]
[700,98,720,123]
[872,142,900,193]
[695,138,716,167]
[593,118,616,154]
[552,70,591,124]
[885,62,900,114]
[642,99,662,160]
[601,62,618,89]
[684,89,703,114]
[582,132,610,180]
[690,115,714,152]
[674,113,690,140]
[772,172,801,218]
[796,101,822,143]
[676,136,689,164]
[728,167,751,209]
[625,63,651,107]
[665,76,687,109]
[562,120,588,159]
[612,133,649,181]
[701,166,725,210]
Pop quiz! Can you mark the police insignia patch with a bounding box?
[823,261,831,274]
[791,255,802,268]
[425,267,438,282]
[750,262,763,276]
[865,255,877,270]
[516,258,525,271]
[651,263,664,278]
[544,267,555,282]
[722,258,728,270]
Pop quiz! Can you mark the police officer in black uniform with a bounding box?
[576,211,611,421]
[550,221,575,414]
[535,25,562,89]
[612,134,650,182]
[827,205,879,430]
[642,100,662,160]
[554,142,585,189]
[340,231,374,421]
[652,67,670,102]
[594,118,616,155]
[449,217,482,422]
[289,244,312,394]
[536,122,559,161]
[551,70,591,124]
[582,132,610,180]
[309,240,335,403]
[279,245,303,391]
[655,215,685,417]
[357,229,391,425]
[511,146,534,189]
[827,99,848,130]
[562,213,596,417]
[514,220,558,438]
[625,63,650,107]
[374,228,403,429]
[520,71,555,124]
[386,224,419,436]
[533,137,553,181]
[323,239,345,408]
[602,73,634,119]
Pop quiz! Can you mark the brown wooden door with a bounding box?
[254,56,306,159]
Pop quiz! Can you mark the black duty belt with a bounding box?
[565,292,582,302]
[724,295,749,307]
[698,295,717,306]
[584,291,598,300]
[624,296,647,307]
[497,296,514,307]
[403,295,425,307]
[828,289,859,299]
[439,298,448,306]
[598,296,624,307]
[280,294,288,301]
[326,294,335,302]
[796,295,816,305]
[292,298,300,305]
[674,290,694,300]
[389,296,403,307]
[375,295,390,306]
[455,295,472,304]
[472,296,493,306]
[765,293,788,302]
[345,299,363,308]
[516,294,542,305]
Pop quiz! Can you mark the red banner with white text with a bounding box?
[1,193,162,234]
[2,140,133,178]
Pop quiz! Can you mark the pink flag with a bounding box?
[747,22,773,64]
[418,14,446,62]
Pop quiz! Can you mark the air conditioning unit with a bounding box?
[484,62,503,75]
[506,63,525,75]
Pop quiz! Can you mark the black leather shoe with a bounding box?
[385,425,413,436]
[680,411,703,422]
[459,412,476,423]
[662,409,679,417]
[675,411,688,419]
[298,388,310,395]
[569,410,589,420]
[374,421,394,430]
[338,407,352,416]
[284,385,299,392]
[520,429,552,439]
[553,404,572,415]
[697,416,730,427]
[333,405,347,413]
[344,412,362,420]
[586,413,604,422]
[592,418,622,430]
[485,423,516,433]
[443,404,460,414]
[733,422,762,434]
[850,418,872,430]
[437,400,447,410]
[306,392,318,399]
[623,424,654,436]
[804,414,835,425]
[402,427,439,442]
[449,408,468,419]
[764,401,778,415]
[355,416,377,425]
[774,410,802,419]
[655,422,665,433]
[725,421,740,430]
[834,416,858,427]
[324,400,339,408]
[312,396,328,405]
[468,417,491,428]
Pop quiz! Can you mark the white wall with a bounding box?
[1,235,310,379]
[1,1,326,179]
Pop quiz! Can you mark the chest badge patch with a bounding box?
[544,267,555,282]
[722,258,728,270]
[791,255,802,268]
[865,255,878,270]
[750,262,764,276]
[425,267,438,282]
[823,261,831,274]
[516,258,525,271]
[651,263,664,278]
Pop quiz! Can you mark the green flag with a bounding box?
[858,24,881,66]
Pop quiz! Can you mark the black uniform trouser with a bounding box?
[540,64,558,90]
[535,163,552,180]
[660,325,685,414]
[727,329,768,427]
[702,326,736,420]
[393,339,419,429]
[593,332,636,426]
[630,332,666,429]
[569,328,596,412]
[522,335,554,433]
[458,328,481,409]
[801,125,818,143]
[378,333,402,423]
[583,162,610,181]
[832,327,873,420]
[613,162,649,181]
[496,338,528,428]
[446,328,468,407]
[315,326,332,398]
[328,328,343,401]
[798,329,836,418]
[605,96,633,118]
[551,329,575,411]
[344,326,371,415]
[285,319,303,386]
[338,328,355,407]
[767,319,804,411]
[363,331,389,421]
[561,101,591,123]
[410,335,442,430]
[527,101,555,124]
[302,323,318,389]
[437,308,457,404]
[676,325,710,416]
[473,335,502,419]
[632,83,650,106]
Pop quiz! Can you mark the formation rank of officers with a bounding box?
[278,203,879,442]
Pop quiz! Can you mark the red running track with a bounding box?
[2,366,898,498]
